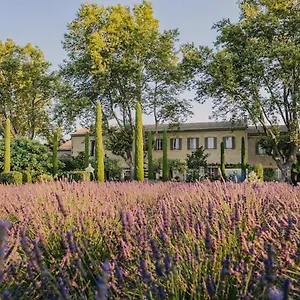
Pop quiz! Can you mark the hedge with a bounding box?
[0,171,23,184]
[22,171,32,183]
[36,174,54,183]
[68,171,90,182]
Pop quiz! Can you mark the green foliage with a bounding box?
[0,138,52,177]
[220,142,226,179]
[186,146,209,170]
[68,171,90,182]
[254,164,264,182]
[263,168,275,182]
[60,153,85,173]
[4,118,10,172]
[105,125,133,168]
[162,130,168,181]
[147,131,154,180]
[95,102,104,182]
[0,171,22,185]
[0,39,57,139]
[104,157,122,181]
[21,171,32,184]
[241,137,247,181]
[182,0,300,180]
[35,174,54,183]
[84,133,90,168]
[134,102,144,181]
[53,130,59,177]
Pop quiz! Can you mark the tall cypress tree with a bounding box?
[147,131,154,180]
[96,102,105,182]
[53,130,58,177]
[4,118,11,172]
[220,141,226,179]
[241,136,247,180]
[162,129,168,181]
[84,132,90,168]
[134,102,144,181]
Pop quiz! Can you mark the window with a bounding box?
[205,137,217,149]
[223,136,235,149]
[256,143,266,155]
[155,139,163,151]
[170,138,182,150]
[187,138,199,150]
[90,140,95,156]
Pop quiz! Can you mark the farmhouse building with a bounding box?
[59,121,283,180]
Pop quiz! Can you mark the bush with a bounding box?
[0,171,23,184]
[21,171,32,183]
[68,171,90,182]
[0,138,52,176]
[36,174,54,183]
[263,168,275,182]
[254,164,264,182]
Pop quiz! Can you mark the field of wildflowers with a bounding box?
[0,181,299,299]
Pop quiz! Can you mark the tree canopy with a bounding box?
[182,0,300,179]
[0,39,57,139]
[55,1,192,172]
[0,138,52,177]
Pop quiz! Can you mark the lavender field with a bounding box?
[0,181,299,299]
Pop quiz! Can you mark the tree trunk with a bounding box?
[276,148,297,182]
[277,162,292,182]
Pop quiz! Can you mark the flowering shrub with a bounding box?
[0,181,299,299]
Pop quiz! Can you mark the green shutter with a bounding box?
[204,137,208,149]
[214,137,217,149]
[170,139,173,150]
[256,142,259,155]
[232,137,236,149]
[179,138,182,150]
[196,138,199,148]
[187,138,190,150]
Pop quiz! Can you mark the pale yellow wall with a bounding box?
[152,130,248,164]
[71,129,278,169]
[247,135,277,168]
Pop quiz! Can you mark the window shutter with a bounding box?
[256,142,259,155]
[214,137,217,149]
[179,138,182,150]
[222,137,226,149]
[187,138,190,150]
[204,137,208,149]
[90,141,95,156]
[196,138,199,148]
[232,137,236,149]
[170,139,173,150]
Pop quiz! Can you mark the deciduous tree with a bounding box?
[56,1,192,176]
[0,39,57,139]
[182,0,300,181]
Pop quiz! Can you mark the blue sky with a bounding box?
[0,0,240,124]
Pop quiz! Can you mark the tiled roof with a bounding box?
[247,125,288,134]
[144,121,247,132]
[71,128,89,136]
[58,140,72,151]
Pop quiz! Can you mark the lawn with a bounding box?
[0,181,299,299]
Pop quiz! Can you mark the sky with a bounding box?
[0,0,240,124]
